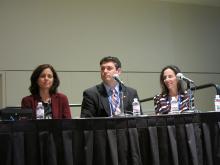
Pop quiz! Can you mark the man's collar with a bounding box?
[103,83,120,94]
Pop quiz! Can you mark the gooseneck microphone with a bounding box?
[176,73,194,83]
[113,74,124,85]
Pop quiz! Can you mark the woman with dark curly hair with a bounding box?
[153,65,194,114]
[21,64,71,119]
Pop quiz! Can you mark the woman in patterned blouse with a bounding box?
[153,65,194,114]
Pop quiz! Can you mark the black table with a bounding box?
[0,112,220,165]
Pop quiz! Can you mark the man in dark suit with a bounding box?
[80,56,142,117]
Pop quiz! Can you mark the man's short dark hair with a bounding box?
[99,56,121,69]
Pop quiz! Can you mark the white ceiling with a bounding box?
[158,0,220,7]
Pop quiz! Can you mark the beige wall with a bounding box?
[0,0,220,117]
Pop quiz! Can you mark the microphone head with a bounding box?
[176,73,183,80]
[113,74,119,79]
[112,74,124,84]
[176,72,194,83]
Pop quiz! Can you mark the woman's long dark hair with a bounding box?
[160,65,185,95]
[29,64,60,95]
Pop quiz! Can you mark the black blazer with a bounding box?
[80,83,142,117]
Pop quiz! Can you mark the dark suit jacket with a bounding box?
[80,83,142,117]
[21,93,72,119]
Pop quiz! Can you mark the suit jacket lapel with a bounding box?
[97,83,111,116]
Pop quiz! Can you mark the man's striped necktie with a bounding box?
[111,88,120,115]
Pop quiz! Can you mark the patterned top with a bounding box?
[153,91,194,114]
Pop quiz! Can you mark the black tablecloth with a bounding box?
[0,112,220,165]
